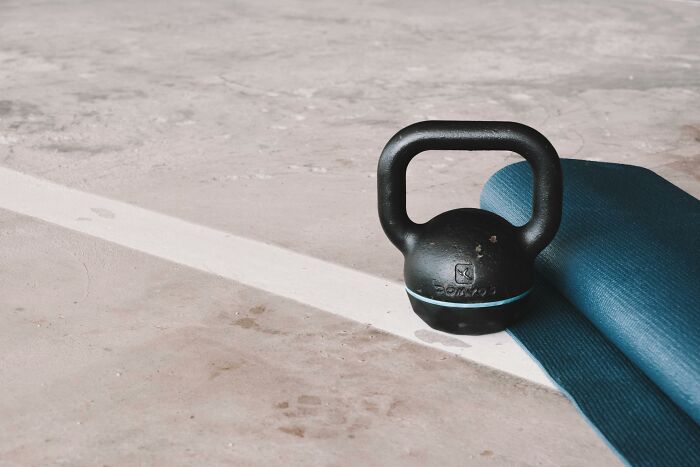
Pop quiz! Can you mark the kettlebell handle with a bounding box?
[377,121,563,259]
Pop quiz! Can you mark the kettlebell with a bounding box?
[377,121,563,335]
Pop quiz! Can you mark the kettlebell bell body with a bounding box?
[377,121,562,335]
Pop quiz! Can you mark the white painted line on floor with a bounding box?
[0,166,552,387]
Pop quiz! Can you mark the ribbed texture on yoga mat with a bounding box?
[480,160,700,464]
[513,279,700,466]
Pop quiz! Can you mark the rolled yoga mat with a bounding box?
[480,160,700,466]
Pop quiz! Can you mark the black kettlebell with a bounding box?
[378,121,563,335]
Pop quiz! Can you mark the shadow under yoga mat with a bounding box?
[480,160,700,466]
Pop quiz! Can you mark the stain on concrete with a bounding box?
[231,314,284,335]
[0,99,52,133]
[41,143,121,156]
[414,329,471,348]
[278,425,305,438]
[681,124,700,143]
[0,100,43,118]
[362,399,379,414]
[386,400,403,417]
[73,89,147,103]
[233,317,256,329]
[297,395,321,405]
[209,361,243,379]
[73,92,110,103]
[249,305,266,314]
[675,158,700,180]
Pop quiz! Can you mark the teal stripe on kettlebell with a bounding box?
[405,287,531,308]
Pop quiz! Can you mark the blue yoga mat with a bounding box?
[480,160,700,465]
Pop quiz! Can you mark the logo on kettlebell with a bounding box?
[455,262,475,285]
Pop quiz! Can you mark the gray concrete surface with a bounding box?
[1,0,699,464]
[0,215,615,466]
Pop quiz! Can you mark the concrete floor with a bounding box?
[1,217,613,466]
[1,0,699,465]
